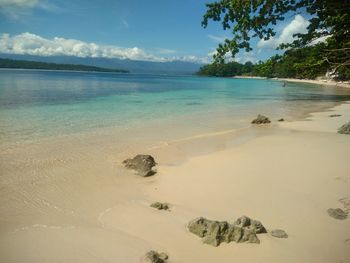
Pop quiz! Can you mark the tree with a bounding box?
[202,0,350,77]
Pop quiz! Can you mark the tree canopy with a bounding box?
[202,0,350,77]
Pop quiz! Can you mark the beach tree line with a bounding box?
[200,0,350,80]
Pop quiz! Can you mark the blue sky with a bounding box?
[0,0,310,64]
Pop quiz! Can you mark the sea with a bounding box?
[1,69,350,147]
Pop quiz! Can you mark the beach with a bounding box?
[0,71,350,263]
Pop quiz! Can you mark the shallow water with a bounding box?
[1,69,350,147]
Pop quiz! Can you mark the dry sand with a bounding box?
[1,102,350,262]
[276,78,350,89]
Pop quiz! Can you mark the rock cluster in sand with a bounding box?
[251,115,271,124]
[144,250,168,263]
[150,202,170,211]
[338,122,350,134]
[123,154,157,177]
[327,208,348,220]
[188,216,268,246]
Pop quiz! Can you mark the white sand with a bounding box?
[1,103,350,262]
[276,78,350,89]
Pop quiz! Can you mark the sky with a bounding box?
[0,0,311,64]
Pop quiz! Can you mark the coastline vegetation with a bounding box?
[200,0,350,81]
[0,58,129,73]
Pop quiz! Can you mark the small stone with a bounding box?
[144,250,168,263]
[329,114,342,117]
[327,208,348,220]
[338,122,350,134]
[251,114,271,124]
[270,229,288,238]
[123,154,157,177]
[150,202,170,211]
[278,118,285,122]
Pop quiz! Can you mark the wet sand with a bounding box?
[1,102,350,262]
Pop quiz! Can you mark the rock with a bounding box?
[234,216,267,234]
[338,122,350,134]
[278,118,285,122]
[251,114,271,124]
[144,250,168,263]
[327,208,348,220]
[329,114,342,117]
[202,221,230,247]
[234,215,251,228]
[250,219,267,234]
[150,202,169,211]
[270,229,288,238]
[123,154,157,177]
[241,228,260,243]
[188,216,262,246]
[188,217,212,238]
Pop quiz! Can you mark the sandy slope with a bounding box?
[1,103,350,263]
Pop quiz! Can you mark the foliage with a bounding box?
[202,0,350,78]
[197,44,341,79]
[0,58,129,73]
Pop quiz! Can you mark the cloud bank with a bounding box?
[257,15,309,49]
[0,32,209,63]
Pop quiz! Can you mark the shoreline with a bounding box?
[275,77,350,89]
[1,96,350,262]
[232,75,350,89]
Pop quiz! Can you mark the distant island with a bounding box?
[0,58,129,73]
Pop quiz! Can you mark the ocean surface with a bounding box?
[1,69,350,146]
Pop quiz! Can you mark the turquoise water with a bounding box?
[1,69,350,144]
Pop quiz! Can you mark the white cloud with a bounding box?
[0,0,60,19]
[258,15,309,49]
[0,32,208,63]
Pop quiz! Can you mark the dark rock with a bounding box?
[338,122,350,134]
[327,208,348,220]
[144,250,168,263]
[123,154,157,177]
[251,114,271,124]
[188,216,262,246]
[278,118,285,122]
[150,202,170,211]
[270,229,288,238]
[329,114,342,117]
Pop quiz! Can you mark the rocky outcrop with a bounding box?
[234,216,267,234]
[338,122,350,134]
[150,202,170,211]
[327,208,348,220]
[251,115,271,124]
[270,229,288,238]
[188,216,266,246]
[123,154,157,177]
[144,250,168,263]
